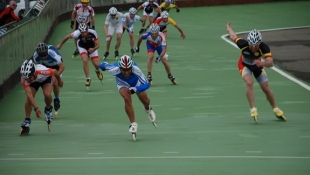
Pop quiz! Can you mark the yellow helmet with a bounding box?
[81,0,89,3]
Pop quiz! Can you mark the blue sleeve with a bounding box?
[136,83,150,93]
[99,62,113,71]
[141,32,151,40]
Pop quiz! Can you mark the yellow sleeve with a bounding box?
[168,18,177,26]
[170,4,176,8]
[160,3,165,8]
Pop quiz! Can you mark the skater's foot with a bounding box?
[72,49,79,58]
[129,122,138,141]
[168,75,177,85]
[250,107,258,123]
[273,107,286,121]
[147,74,152,85]
[102,52,109,60]
[45,106,53,131]
[115,50,119,60]
[20,118,31,136]
[53,98,60,119]
[131,49,135,57]
[85,78,91,91]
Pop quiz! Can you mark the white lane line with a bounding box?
[180,96,213,99]
[299,136,310,138]
[246,151,262,154]
[221,26,310,91]
[1,155,310,161]
[164,152,180,154]
[87,153,104,155]
[67,125,85,127]
[8,154,24,156]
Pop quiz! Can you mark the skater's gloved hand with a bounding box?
[92,26,95,30]
[70,21,74,29]
[34,107,42,118]
[135,47,139,53]
[128,87,137,94]
[106,36,111,41]
[155,57,161,63]
[176,9,180,13]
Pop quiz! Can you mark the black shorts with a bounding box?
[160,26,167,32]
[30,77,52,91]
[75,21,91,30]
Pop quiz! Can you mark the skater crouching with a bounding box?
[19,60,63,135]
[99,55,157,141]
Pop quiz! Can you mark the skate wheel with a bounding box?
[132,133,137,141]
[152,122,157,129]
[48,124,51,132]
[277,115,287,121]
[55,111,58,119]
[19,127,30,136]
[253,116,258,124]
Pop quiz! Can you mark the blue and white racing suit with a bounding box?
[33,45,63,70]
[100,62,150,92]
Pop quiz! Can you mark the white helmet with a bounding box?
[150,23,160,34]
[129,7,137,14]
[165,0,171,3]
[119,55,133,69]
[78,23,88,32]
[247,29,262,45]
[36,42,48,56]
[109,7,117,15]
[20,60,36,79]
[161,11,169,18]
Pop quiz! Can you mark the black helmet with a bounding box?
[36,43,48,56]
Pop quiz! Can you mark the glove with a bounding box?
[106,36,110,41]
[135,47,139,53]
[129,87,137,94]
[155,57,161,63]
[70,21,74,29]
[176,9,180,13]
[92,26,95,30]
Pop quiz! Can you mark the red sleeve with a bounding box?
[154,18,162,24]
[10,10,20,21]
[0,7,10,18]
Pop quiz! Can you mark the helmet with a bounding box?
[165,0,171,3]
[109,7,117,15]
[36,42,48,56]
[129,7,137,14]
[161,11,169,18]
[149,23,160,34]
[81,0,89,3]
[119,55,133,69]
[20,60,36,79]
[247,29,262,45]
[78,23,88,32]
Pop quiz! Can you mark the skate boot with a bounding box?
[250,107,258,123]
[147,74,152,85]
[115,50,119,60]
[85,78,91,91]
[20,118,31,136]
[45,106,53,131]
[102,51,109,60]
[138,28,146,36]
[95,69,103,84]
[53,98,60,119]
[145,106,157,128]
[131,49,135,57]
[129,122,138,141]
[72,49,79,58]
[168,75,177,85]
[273,107,286,121]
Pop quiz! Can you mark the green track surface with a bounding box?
[1,2,310,175]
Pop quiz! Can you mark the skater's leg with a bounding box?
[81,53,90,79]
[119,87,135,123]
[136,91,150,110]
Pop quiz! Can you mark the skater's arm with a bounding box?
[136,36,143,48]
[57,62,65,75]
[226,22,238,41]
[103,23,109,37]
[24,87,38,109]
[91,15,95,29]
[70,10,76,29]
[56,34,71,50]
[175,24,186,39]
[52,70,63,87]
[158,46,166,60]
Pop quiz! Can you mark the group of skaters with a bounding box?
[18,0,286,141]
